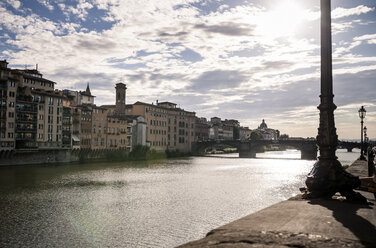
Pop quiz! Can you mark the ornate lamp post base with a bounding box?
[306,159,367,202]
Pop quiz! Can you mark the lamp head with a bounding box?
[358,106,366,119]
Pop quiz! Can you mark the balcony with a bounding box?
[16,106,38,113]
[16,117,37,123]
[63,121,72,125]
[16,127,37,133]
[16,97,39,104]
[15,135,36,141]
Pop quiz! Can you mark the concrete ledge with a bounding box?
[180,160,376,247]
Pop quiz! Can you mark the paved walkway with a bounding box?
[179,159,376,247]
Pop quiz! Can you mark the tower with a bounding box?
[115,82,127,116]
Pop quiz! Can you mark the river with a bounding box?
[0,149,359,247]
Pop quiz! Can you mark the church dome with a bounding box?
[259,119,268,129]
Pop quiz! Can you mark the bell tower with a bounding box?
[115,82,127,116]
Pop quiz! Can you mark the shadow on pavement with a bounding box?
[309,198,376,247]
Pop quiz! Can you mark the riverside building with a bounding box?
[0,60,64,151]
[127,101,196,153]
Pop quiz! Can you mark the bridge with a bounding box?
[338,140,376,152]
[192,139,318,160]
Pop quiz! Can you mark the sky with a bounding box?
[1,0,375,139]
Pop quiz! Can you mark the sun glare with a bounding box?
[256,0,306,38]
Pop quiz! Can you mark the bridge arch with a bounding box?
[192,139,317,160]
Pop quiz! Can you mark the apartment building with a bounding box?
[127,101,196,152]
[195,117,210,141]
[91,106,108,149]
[0,60,18,150]
[0,60,64,150]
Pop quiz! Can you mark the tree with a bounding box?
[249,130,263,140]
[279,134,289,140]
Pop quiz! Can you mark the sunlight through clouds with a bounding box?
[0,0,375,138]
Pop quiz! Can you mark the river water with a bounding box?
[0,149,359,247]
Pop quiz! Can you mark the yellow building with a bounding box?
[127,101,196,152]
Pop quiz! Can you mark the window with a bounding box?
[9,91,15,97]
[8,122,14,128]
[8,132,13,138]
[9,81,15,87]
[48,97,53,105]
[8,112,14,118]
[8,102,14,108]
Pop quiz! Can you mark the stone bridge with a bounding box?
[192,139,318,160]
[338,140,375,152]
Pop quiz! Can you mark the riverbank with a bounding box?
[180,159,376,247]
[0,145,192,167]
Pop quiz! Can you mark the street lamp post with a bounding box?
[364,126,368,155]
[305,0,366,202]
[359,106,366,160]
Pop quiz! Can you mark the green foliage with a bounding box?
[129,145,166,160]
[223,147,237,153]
[279,134,289,139]
[105,149,129,161]
[128,145,151,160]
[165,149,192,158]
[249,130,263,141]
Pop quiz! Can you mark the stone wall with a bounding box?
[0,148,130,166]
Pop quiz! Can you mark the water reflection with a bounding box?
[0,149,358,247]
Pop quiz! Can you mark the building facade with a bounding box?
[194,117,210,141]
[1,60,65,151]
[127,101,196,152]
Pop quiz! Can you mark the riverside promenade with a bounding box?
[180,159,376,247]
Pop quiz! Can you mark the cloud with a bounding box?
[37,0,54,11]
[188,70,248,92]
[194,22,254,36]
[5,0,21,9]
[332,5,375,19]
[354,33,376,45]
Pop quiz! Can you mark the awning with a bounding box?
[72,135,80,142]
